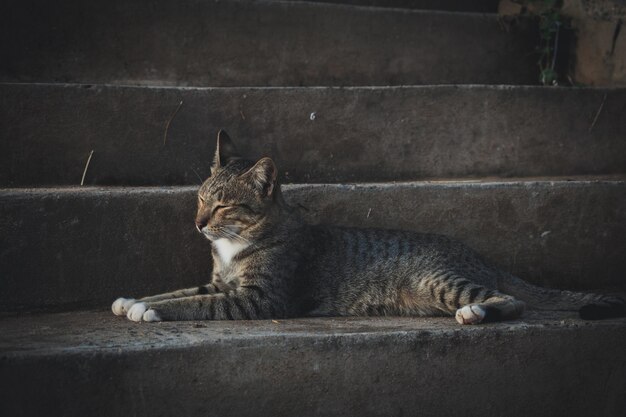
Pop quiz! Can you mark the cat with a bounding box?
[112,130,625,324]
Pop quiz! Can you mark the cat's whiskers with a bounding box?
[220,227,251,245]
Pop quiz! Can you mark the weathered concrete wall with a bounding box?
[1,180,624,311]
[564,0,626,85]
[0,0,537,86]
[1,84,624,186]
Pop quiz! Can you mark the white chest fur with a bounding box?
[212,238,249,266]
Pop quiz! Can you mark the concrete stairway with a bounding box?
[0,1,625,416]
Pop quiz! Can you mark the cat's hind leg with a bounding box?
[455,293,525,325]
[417,274,524,324]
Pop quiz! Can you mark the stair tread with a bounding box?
[1,309,624,357]
[2,175,625,193]
[286,0,500,13]
[2,308,625,417]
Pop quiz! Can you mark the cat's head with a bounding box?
[195,130,279,241]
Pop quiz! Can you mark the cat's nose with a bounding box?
[195,220,207,232]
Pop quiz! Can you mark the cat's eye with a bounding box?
[211,204,254,215]
[212,205,229,215]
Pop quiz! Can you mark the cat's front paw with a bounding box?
[112,297,137,316]
[143,309,162,322]
[455,304,486,325]
[126,303,162,322]
[127,302,149,322]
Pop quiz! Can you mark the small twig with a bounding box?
[239,109,246,120]
[589,94,607,133]
[366,208,372,218]
[163,100,183,146]
[551,22,561,71]
[191,168,204,184]
[80,150,94,186]
[609,19,622,57]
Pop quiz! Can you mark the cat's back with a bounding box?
[302,224,492,279]
[309,224,468,261]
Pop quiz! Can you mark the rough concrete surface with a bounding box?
[0,0,538,86]
[0,310,625,417]
[1,83,625,186]
[1,179,624,311]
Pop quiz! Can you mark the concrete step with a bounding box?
[1,178,624,311]
[291,0,500,12]
[0,310,624,417]
[0,0,538,86]
[2,83,624,187]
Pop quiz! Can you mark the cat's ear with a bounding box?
[240,157,278,197]
[211,129,240,173]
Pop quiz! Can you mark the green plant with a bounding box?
[530,0,564,85]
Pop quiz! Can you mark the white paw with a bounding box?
[455,304,486,325]
[112,297,136,316]
[127,302,148,322]
[143,309,162,322]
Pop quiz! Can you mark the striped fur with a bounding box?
[112,131,625,324]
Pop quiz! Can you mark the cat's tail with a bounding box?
[497,274,625,320]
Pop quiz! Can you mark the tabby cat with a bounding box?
[112,131,625,324]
